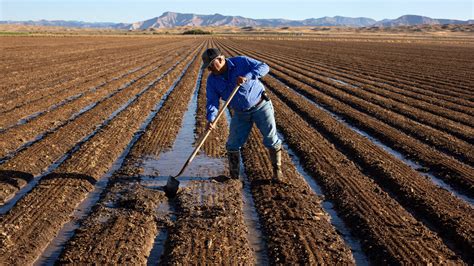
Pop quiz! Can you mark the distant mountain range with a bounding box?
[1,12,472,30]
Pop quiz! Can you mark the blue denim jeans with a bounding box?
[226,99,282,152]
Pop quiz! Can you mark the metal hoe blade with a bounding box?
[164,176,180,198]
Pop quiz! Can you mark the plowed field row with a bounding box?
[254,42,474,111]
[260,72,473,259]
[219,42,470,263]
[0,36,166,72]
[57,43,207,264]
[240,127,355,264]
[0,42,204,265]
[229,41,474,125]
[236,39,474,93]
[0,44,198,204]
[0,39,197,114]
[0,41,193,127]
[222,40,474,147]
[268,81,462,263]
[194,44,355,262]
[1,35,472,265]
[0,44,191,162]
[1,37,184,98]
[240,39,474,97]
[221,40,474,167]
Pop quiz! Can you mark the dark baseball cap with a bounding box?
[201,48,222,69]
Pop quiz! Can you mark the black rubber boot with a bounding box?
[269,147,283,183]
[228,150,241,179]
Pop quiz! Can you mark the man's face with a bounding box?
[207,56,225,74]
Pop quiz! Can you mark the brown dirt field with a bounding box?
[0,37,182,101]
[232,42,474,127]
[58,45,204,264]
[0,39,198,130]
[0,44,202,265]
[221,40,474,163]
[1,35,472,264]
[235,39,474,93]
[0,49,192,203]
[0,42,182,127]
[230,40,474,112]
[262,74,474,259]
[0,47,183,158]
[220,42,467,263]
[241,128,355,264]
[267,91,463,264]
[162,179,254,264]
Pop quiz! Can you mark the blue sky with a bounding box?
[1,0,472,23]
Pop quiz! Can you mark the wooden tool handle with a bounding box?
[173,84,241,178]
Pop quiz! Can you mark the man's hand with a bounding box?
[236,76,247,85]
[206,121,216,131]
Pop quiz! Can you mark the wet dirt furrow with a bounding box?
[158,42,266,264]
[0,46,195,205]
[240,39,474,96]
[58,44,209,264]
[0,43,204,265]
[224,40,474,145]
[163,180,254,265]
[194,70,229,157]
[0,38,182,103]
[0,45,190,161]
[260,73,474,197]
[240,128,355,264]
[263,76,474,260]
[0,45,168,123]
[215,44,356,264]
[0,41,156,103]
[0,36,165,76]
[263,84,464,264]
[235,39,474,104]
[222,40,474,167]
[232,41,474,125]
[0,40,192,116]
[250,43,474,116]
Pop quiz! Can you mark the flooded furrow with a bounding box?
[32,54,199,265]
[0,46,170,116]
[276,132,368,265]
[224,110,269,265]
[0,60,174,165]
[0,57,189,214]
[142,68,268,264]
[141,68,206,264]
[271,76,473,206]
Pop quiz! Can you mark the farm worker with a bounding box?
[202,48,283,183]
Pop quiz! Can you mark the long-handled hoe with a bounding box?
[164,84,241,198]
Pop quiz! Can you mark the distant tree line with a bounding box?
[182,29,212,35]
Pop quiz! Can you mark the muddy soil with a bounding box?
[263,75,473,260]
[0,45,203,265]
[0,47,195,203]
[1,35,472,265]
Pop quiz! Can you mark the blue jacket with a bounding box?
[206,56,270,122]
